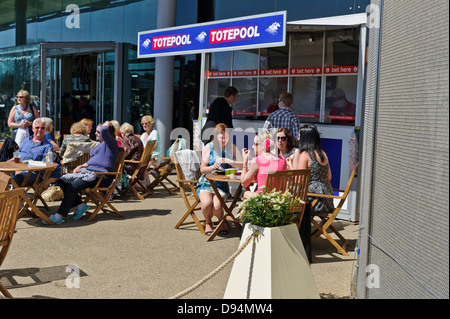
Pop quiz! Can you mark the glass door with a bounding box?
[45,56,62,131]
[96,51,115,124]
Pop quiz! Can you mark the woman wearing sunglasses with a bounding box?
[7,90,41,146]
[276,127,299,169]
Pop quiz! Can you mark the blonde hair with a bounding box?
[70,122,87,135]
[256,131,275,152]
[110,120,121,131]
[120,122,134,137]
[17,90,30,104]
[141,115,155,127]
[80,118,93,126]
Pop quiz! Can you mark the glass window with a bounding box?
[325,28,359,67]
[291,32,323,70]
[206,78,231,118]
[122,46,156,135]
[324,75,357,125]
[232,77,257,117]
[0,44,41,140]
[258,77,288,115]
[209,51,232,73]
[291,76,322,122]
[36,1,62,42]
[233,49,258,73]
[260,45,289,71]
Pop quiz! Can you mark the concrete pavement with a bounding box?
[1,180,359,299]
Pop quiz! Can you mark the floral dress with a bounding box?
[307,151,335,214]
[195,143,233,196]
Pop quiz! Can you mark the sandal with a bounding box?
[205,223,213,236]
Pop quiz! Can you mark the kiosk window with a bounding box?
[291,76,322,123]
[291,32,324,69]
[231,77,258,117]
[324,75,357,125]
[259,77,288,115]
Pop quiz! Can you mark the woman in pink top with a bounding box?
[241,132,287,198]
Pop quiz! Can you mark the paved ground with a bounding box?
[1,179,359,300]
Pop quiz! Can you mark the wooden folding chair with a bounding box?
[83,147,126,222]
[61,141,98,174]
[124,140,156,200]
[0,172,11,192]
[265,169,311,228]
[147,139,180,194]
[309,162,359,256]
[0,188,23,298]
[173,149,206,234]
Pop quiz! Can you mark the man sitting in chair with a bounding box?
[44,121,118,224]
[9,118,61,188]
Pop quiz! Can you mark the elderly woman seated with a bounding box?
[44,121,118,224]
[59,122,92,158]
[120,122,144,179]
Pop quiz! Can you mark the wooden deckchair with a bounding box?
[147,139,180,194]
[265,169,311,228]
[173,150,206,234]
[0,189,23,298]
[83,147,127,222]
[309,162,359,256]
[124,140,156,200]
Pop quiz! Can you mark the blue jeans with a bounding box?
[56,176,113,217]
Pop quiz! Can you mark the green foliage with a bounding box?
[239,188,301,228]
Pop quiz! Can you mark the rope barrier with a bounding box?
[169,231,259,299]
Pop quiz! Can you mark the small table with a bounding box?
[205,173,243,241]
[0,161,58,225]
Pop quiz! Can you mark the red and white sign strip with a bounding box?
[323,65,358,74]
[290,67,322,75]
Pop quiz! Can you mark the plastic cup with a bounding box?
[225,168,237,179]
[13,152,20,163]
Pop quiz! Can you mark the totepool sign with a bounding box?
[138,11,286,58]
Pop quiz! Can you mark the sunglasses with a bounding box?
[16,96,24,99]
[277,136,287,141]
[34,126,46,130]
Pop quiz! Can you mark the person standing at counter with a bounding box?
[201,86,238,144]
[263,92,301,141]
[329,88,356,124]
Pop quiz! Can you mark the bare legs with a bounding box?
[199,191,224,235]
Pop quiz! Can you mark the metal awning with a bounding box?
[288,13,367,28]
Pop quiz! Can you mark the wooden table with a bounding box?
[205,173,243,241]
[0,161,58,225]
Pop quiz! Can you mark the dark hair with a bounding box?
[277,127,295,151]
[298,124,326,162]
[224,86,238,98]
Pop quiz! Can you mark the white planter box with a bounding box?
[224,223,320,299]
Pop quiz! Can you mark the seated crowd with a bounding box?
[2,114,334,234]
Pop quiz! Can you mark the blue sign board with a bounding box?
[138,11,286,58]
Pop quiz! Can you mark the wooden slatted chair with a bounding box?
[265,169,311,228]
[147,139,180,194]
[83,147,127,222]
[309,162,359,256]
[61,141,98,174]
[173,149,206,234]
[0,172,11,192]
[0,189,23,298]
[124,140,157,200]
